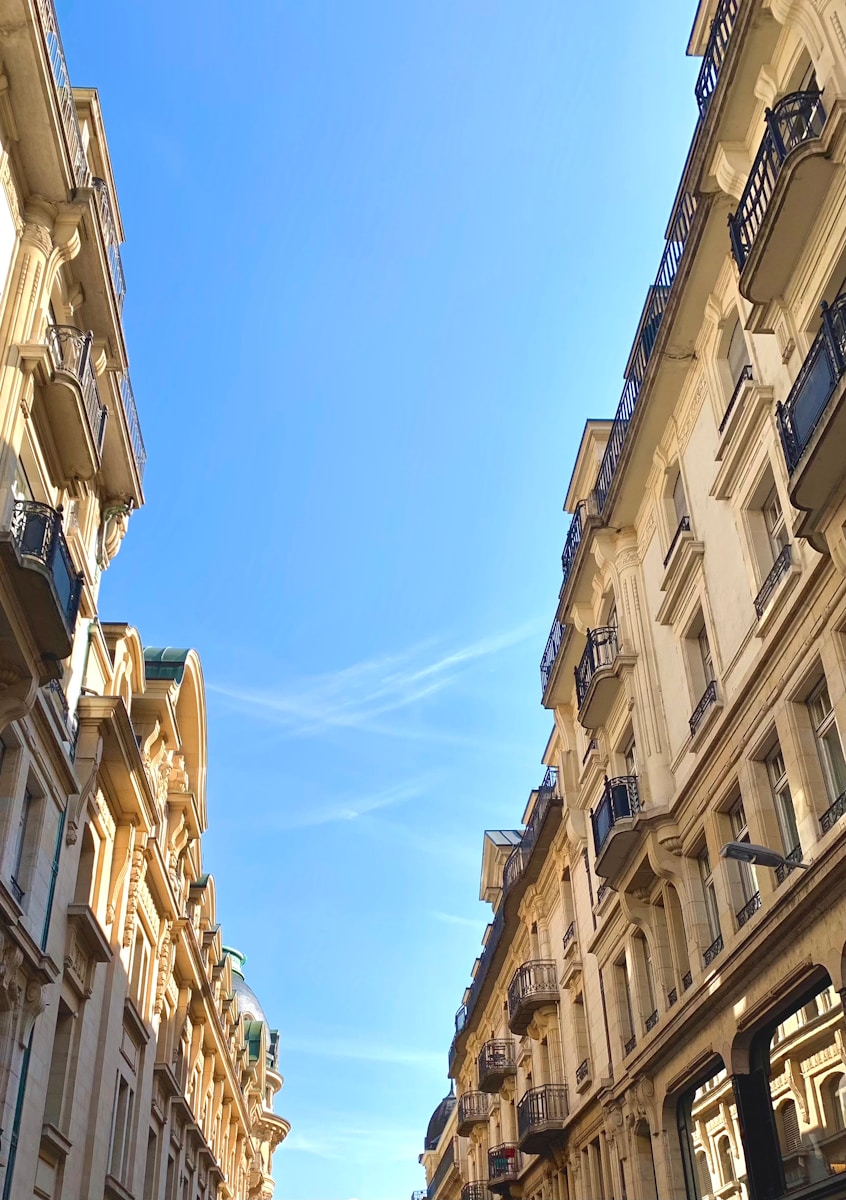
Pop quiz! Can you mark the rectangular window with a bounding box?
[11,788,35,898]
[623,737,637,778]
[729,799,757,903]
[698,627,714,686]
[763,486,789,561]
[697,848,721,942]
[766,747,801,857]
[727,318,751,387]
[615,957,635,1045]
[672,472,688,525]
[43,1001,74,1129]
[109,1074,135,1182]
[808,680,846,805]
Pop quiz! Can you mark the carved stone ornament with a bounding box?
[97,502,131,569]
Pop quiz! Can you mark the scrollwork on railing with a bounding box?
[10,501,82,630]
[575,626,619,709]
[703,934,724,965]
[735,891,761,927]
[689,679,718,737]
[754,543,791,618]
[821,790,846,834]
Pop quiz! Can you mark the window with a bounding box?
[637,933,658,1023]
[130,930,151,1013]
[808,680,846,805]
[11,788,35,899]
[766,747,801,858]
[729,799,757,904]
[109,1074,135,1182]
[142,1130,159,1200]
[823,1073,846,1133]
[698,628,714,687]
[616,956,635,1048]
[717,1137,735,1184]
[778,1100,801,1155]
[43,1001,74,1130]
[697,849,721,944]
[624,737,637,778]
[672,472,688,526]
[763,486,789,561]
[727,318,751,388]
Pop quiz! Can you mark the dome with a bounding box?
[224,947,269,1025]
[424,1085,456,1150]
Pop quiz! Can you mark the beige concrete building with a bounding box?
[0,1,289,1196]
[421,2,846,1199]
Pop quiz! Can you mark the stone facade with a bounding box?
[0,1,289,1197]
[421,2,846,1199]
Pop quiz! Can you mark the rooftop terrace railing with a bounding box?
[34,0,89,185]
[695,0,740,116]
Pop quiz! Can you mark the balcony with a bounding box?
[507,961,557,1034]
[729,90,829,303]
[516,1084,568,1155]
[736,891,761,928]
[689,679,719,738]
[591,775,641,878]
[91,178,127,312]
[540,617,564,697]
[28,325,107,483]
[0,501,82,662]
[777,295,846,545]
[821,790,846,835]
[462,1186,491,1200]
[753,544,792,619]
[694,0,739,117]
[456,1091,488,1135]
[575,627,632,729]
[502,768,561,899]
[477,1040,516,1093]
[487,1145,521,1193]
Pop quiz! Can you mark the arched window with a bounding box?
[717,1137,735,1184]
[695,1150,713,1198]
[778,1099,801,1154]
[74,824,97,907]
[726,318,751,390]
[822,1073,846,1133]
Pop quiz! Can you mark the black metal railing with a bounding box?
[754,543,792,617]
[458,1091,488,1127]
[575,1057,590,1085]
[668,987,678,1007]
[34,0,89,184]
[462,1185,490,1200]
[719,364,754,434]
[682,970,693,991]
[777,294,846,473]
[775,843,804,883]
[689,679,718,737]
[736,891,761,927]
[488,1145,521,1183]
[561,500,586,586]
[591,775,640,856]
[478,1039,516,1083]
[645,1009,659,1032]
[449,902,505,1067]
[46,324,108,450]
[582,738,597,765]
[503,769,559,897]
[703,933,724,965]
[624,1034,637,1055]
[729,90,826,270]
[821,789,846,834]
[118,372,147,482]
[562,920,576,950]
[92,178,127,310]
[593,192,697,515]
[45,677,70,726]
[503,846,526,894]
[507,961,557,1021]
[575,626,619,709]
[454,1004,467,1035]
[596,882,610,906]
[695,0,740,115]
[663,515,691,568]
[540,618,564,694]
[516,1085,568,1140]
[10,501,82,631]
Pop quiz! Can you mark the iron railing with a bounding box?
[689,679,718,737]
[507,961,557,1022]
[729,90,826,269]
[596,882,610,906]
[624,1034,637,1055]
[736,891,761,927]
[582,738,597,765]
[92,178,127,310]
[33,0,89,184]
[477,1039,516,1084]
[775,843,804,883]
[719,363,754,434]
[562,920,576,950]
[10,501,82,631]
[449,904,506,1067]
[502,769,559,897]
[540,618,564,694]
[663,514,691,568]
[703,933,724,965]
[46,324,108,450]
[682,970,693,991]
[488,1145,521,1183]
[575,626,619,709]
[457,1091,488,1128]
[754,543,792,617]
[695,0,740,115]
[593,192,697,515]
[591,775,640,856]
[668,987,678,1007]
[645,1009,659,1032]
[516,1085,568,1140]
[821,790,846,834]
[575,1058,590,1085]
[777,294,846,473]
[462,1186,491,1200]
[119,371,148,481]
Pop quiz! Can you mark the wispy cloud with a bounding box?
[429,910,482,929]
[209,623,536,740]
[260,777,428,831]
[276,1033,442,1070]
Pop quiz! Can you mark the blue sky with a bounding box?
[64,2,699,1197]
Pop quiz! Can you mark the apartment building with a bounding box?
[0,1,289,1196]
[420,1,846,1198]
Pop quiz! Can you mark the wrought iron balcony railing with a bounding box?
[719,364,754,434]
[477,1039,516,1088]
[821,790,846,834]
[689,679,718,737]
[575,626,619,709]
[516,1085,568,1141]
[562,920,576,951]
[34,0,89,185]
[645,1009,659,1032]
[729,90,826,270]
[682,970,693,991]
[46,324,108,450]
[775,843,803,883]
[703,933,724,965]
[507,960,557,1026]
[462,1185,491,1200]
[540,618,564,694]
[575,1057,590,1085]
[591,775,640,856]
[695,0,740,116]
[488,1144,521,1184]
[561,496,599,591]
[119,372,148,481]
[736,891,761,927]
[777,294,846,474]
[10,501,82,632]
[92,178,127,311]
[457,1091,488,1130]
[624,1034,637,1055]
[753,543,791,617]
[663,515,691,568]
[502,768,559,897]
[668,987,678,1007]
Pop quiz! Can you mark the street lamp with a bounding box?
[719,841,811,871]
